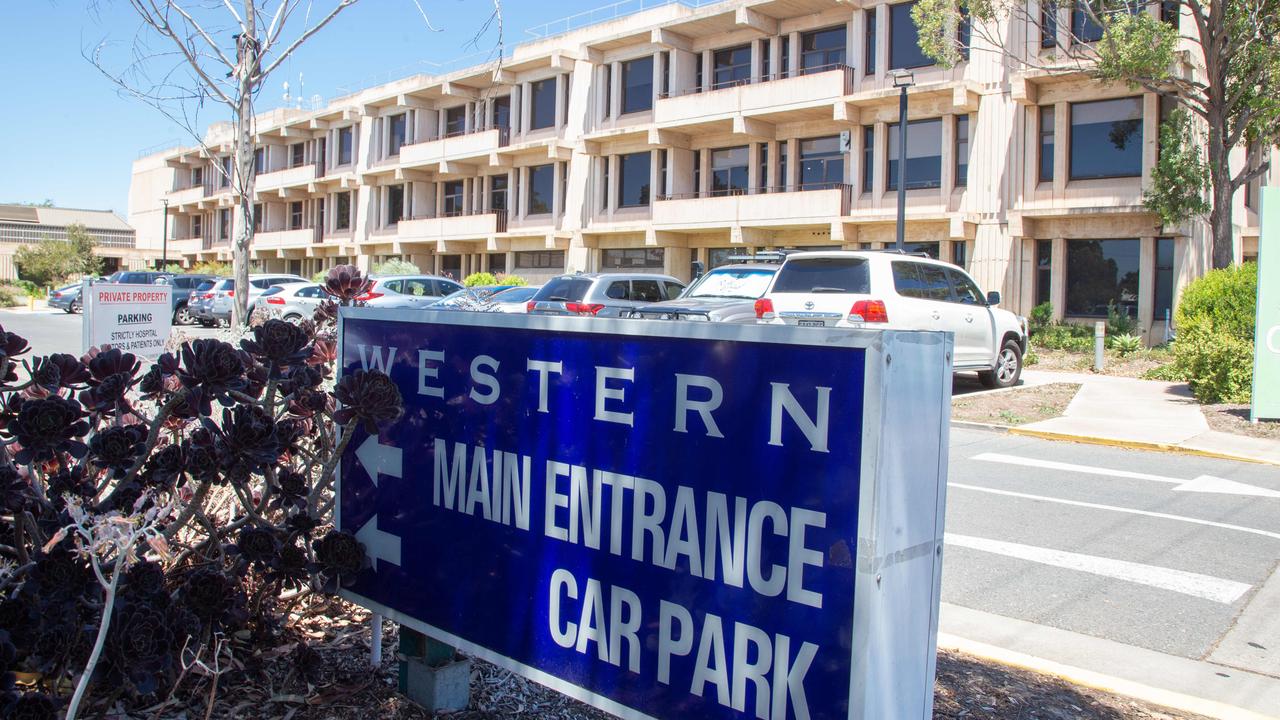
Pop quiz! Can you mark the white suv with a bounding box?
[755,251,1028,388]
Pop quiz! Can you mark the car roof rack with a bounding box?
[724,250,792,264]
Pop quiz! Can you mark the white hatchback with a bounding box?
[756,251,1028,388]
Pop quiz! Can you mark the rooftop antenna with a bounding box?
[282,79,291,106]
[296,72,305,109]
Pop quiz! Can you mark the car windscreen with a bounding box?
[771,257,870,294]
[195,281,215,292]
[686,268,775,299]
[533,277,592,302]
[490,286,539,302]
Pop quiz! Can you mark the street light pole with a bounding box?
[892,70,915,253]
[161,199,169,269]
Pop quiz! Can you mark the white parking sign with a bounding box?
[81,281,173,357]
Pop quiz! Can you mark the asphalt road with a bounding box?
[945,426,1280,664]
[6,309,1276,674]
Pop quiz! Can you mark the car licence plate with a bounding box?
[797,319,826,327]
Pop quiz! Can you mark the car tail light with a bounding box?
[849,300,888,323]
[266,297,285,305]
[50,292,61,298]
[754,298,775,319]
[565,302,605,316]
[357,292,384,301]
[526,300,537,312]
[226,290,234,297]
[202,292,214,299]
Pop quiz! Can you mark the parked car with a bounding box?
[156,274,217,325]
[251,282,328,323]
[207,274,307,325]
[620,261,778,322]
[48,283,82,313]
[488,285,541,313]
[361,275,464,307]
[427,286,503,310]
[525,273,686,317]
[756,251,1028,388]
[188,279,219,326]
[107,270,171,285]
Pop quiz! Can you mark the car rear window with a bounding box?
[772,257,870,294]
[215,279,234,291]
[195,281,215,292]
[260,286,284,297]
[534,277,592,302]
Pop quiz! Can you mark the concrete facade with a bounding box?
[126,0,1270,341]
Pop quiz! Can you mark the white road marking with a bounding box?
[945,533,1252,604]
[949,483,1280,542]
[971,453,1280,498]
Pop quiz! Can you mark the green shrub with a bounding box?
[371,259,420,276]
[1109,333,1143,357]
[464,272,498,287]
[1170,263,1257,403]
[1024,348,1040,366]
[494,273,528,286]
[1032,323,1094,352]
[0,286,16,307]
[311,270,328,283]
[1104,303,1137,336]
[1029,302,1054,330]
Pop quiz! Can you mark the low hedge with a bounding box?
[1169,262,1257,403]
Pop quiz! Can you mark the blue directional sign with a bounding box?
[336,309,950,720]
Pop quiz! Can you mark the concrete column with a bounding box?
[751,39,764,82]
[851,12,865,92]
[872,123,887,200]
[1137,236,1155,338]
[787,32,800,76]
[941,114,957,195]
[1141,92,1159,189]
[553,162,564,220]
[555,74,568,129]
[671,148,695,195]
[670,49,697,96]
[606,156,618,213]
[519,83,531,137]
[874,5,888,83]
[749,143,762,189]
[1053,101,1068,195]
[1050,237,1067,320]
[664,246,692,282]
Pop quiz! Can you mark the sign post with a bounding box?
[1253,189,1280,422]
[81,280,173,357]
[336,310,952,719]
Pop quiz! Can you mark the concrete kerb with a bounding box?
[1006,426,1277,466]
[938,633,1279,720]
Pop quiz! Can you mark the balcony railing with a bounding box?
[404,207,509,234]
[657,64,855,100]
[656,183,854,218]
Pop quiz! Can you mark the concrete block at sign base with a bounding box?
[400,655,471,712]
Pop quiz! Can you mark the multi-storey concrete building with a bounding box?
[0,203,144,280]
[128,0,1269,341]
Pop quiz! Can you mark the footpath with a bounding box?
[1005,369,1280,466]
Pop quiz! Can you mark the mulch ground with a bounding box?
[1029,348,1175,379]
[951,383,1081,426]
[151,599,1211,720]
[1201,403,1280,441]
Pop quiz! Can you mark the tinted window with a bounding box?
[887,118,943,190]
[381,280,403,293]
[772,257,870,293]
[535,277,592,301]
[947,269,984,304]
[1036,239,1052,306]
[602,248,664,269]
[260,286,284,297]
[402,278,433,296]
[388,113,407,155]
[605,281,630,300]
[250,279,271,289]
[296,286,323,298]
[1154,237,1175,322]
[1039,105,1055,183]
[662,281,685,299]
[631,280,663,302]
[445,106,466,136]
[528,164,555,214]
[713,45,752,88]
[1070,97,1143,180]
[799,136,843,188]
[618,152,651,208]
[711,146,749,195]
[435,280,463,296]
[890,1,932,69]
[1066,238,1140,317]
[530,78,557,130]
[800,26,846,72]
[196,281,215,292]
[215,279,234,291]
[916,264,952,301]
[955,115,969,187]
[621,56,654,114]
[515,250,564,269]
[892,262,926,298]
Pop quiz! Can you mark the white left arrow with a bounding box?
[357,514,402,567]
[355,435,402,486]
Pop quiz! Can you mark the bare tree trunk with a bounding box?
[233,2,258,327]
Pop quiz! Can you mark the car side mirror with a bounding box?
[986,291,1001,306]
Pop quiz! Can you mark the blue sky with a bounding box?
[0,0,612,216]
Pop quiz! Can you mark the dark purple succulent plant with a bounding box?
[30,354,90,392]
[2,396,90,464]
[332,370,403,433]
[88,424,148,478]
[240,319,312,371]
[312,530,367,588]
[322,265,372,304]
[177,339,249,415]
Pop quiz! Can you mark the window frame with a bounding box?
[799,25,847,74]
[526,164,555,215]
[1039,105,1056,184]
[798,135,844,190]
[529,78,557,130]
[1065,238,1141,318]
[617,151,652,208]
[710,146,750,196]
[954,115,970,187]
[885,118,944,191]
[1068,96,1144,181]
[889,1,934,70]
[621,55,655,114]
[711,44,753,89]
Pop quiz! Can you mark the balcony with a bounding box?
[400,126,511,169]
[167,184,205,206]
[255,162,321,194]
[253,227,316,250]
[397,208,509,242]
[655,65,855,129]
[653,185,852,230]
